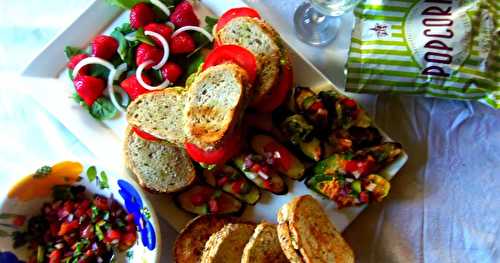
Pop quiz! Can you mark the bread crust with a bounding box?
[126,87,186,145]
[276,223,304,263]
[200,223,256,263]
[214,17,282,104]
[184,64,249,150]
[241,222,289,263]
[287,195,355,263]
[123,126,196,193]
[173,215,238,263]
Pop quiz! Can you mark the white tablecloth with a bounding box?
[1,0,499,262]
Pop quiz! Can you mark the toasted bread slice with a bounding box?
[126,87,186,145]
[278,195,355,263]
[124,127,196,193]
[184,63,249,149]
[277,223,304,263]
[241,222,289,263]
[174,215,238,263]
[200,223,256,263]
[214,16,281,104]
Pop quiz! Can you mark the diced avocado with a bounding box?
[351,180,361,193]
[298,137,322,161]
[233,156,288,195]
[202,166,261,205]
[174,185,244,215]
[313,154,341,175]
[251,134,305,180]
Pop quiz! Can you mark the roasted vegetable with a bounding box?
[234,154,288,195]
[281,114,314,144]
[251,134,305,180]
[306,142,401,208]
[203,165,261,205]
[175,185,244,215]
[294,87,328,129]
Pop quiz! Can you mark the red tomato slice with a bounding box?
[215,7,261,32]
[132,127,160,142]
[251,61,293,112]
[202,45,257,85]
[184,129,242,165]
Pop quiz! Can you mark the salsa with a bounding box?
[12,185,137,263]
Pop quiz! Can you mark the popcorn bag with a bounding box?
[346,0,499,108]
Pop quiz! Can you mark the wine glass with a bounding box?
[294,0,362,46]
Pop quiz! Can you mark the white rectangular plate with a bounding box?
[22,0,407,232]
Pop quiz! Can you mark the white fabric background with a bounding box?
[1,0,499,262]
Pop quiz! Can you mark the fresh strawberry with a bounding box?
[144,23,173,46]
[130,3,156,29]
[135,43,163,69]
[67,53,90,75]
[73,75,105,106]
[120,74,152,100]
[169,32,196,54]
[91,35,118,60]
[170,1,200,28]
[160,62,183,83]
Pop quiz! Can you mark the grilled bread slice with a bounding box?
[277,195,355,263]
[126,87,186,145]
[184,63,249,150]
[214,16,282,104]
[174,215,238,263]
[124,127,196,193]
[200,223,256,263]
[241,222,289,263]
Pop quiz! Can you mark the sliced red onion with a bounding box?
[144,30,170,69]
[166,21,175,29]
[172,26,214,42]
[107,63,129,112]
[136,60,171,90]
[257,171,269,180]
[150,0,170,17]
[72,57,115,79]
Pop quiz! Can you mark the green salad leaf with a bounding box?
[64,46,86,60]
[104,0,147,9]
[135,28,155,46]
[90,97,117,120]
[111,23,138,67]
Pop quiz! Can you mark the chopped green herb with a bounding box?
[33,165,52,178]
[95,224,104,241]
[86,166,97,182]
[99,171,110,189]
[141,207,151,220]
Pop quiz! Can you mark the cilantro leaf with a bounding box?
[90,97,117,120]
[99,171,110,189]
[86,166,97,182]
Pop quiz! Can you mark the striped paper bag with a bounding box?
[346,0,499,108]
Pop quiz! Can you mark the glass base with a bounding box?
[294,2,341,47]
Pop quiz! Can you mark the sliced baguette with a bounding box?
[124,127,196,193]
[174,215,238,263]
[200,223,256,263]
[214,16,281,103]
[184,63,249,150]
[241,222,289,263]
[126,87,186,145]
[277,195,354,263]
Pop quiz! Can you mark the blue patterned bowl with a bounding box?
[0,161,161,263]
